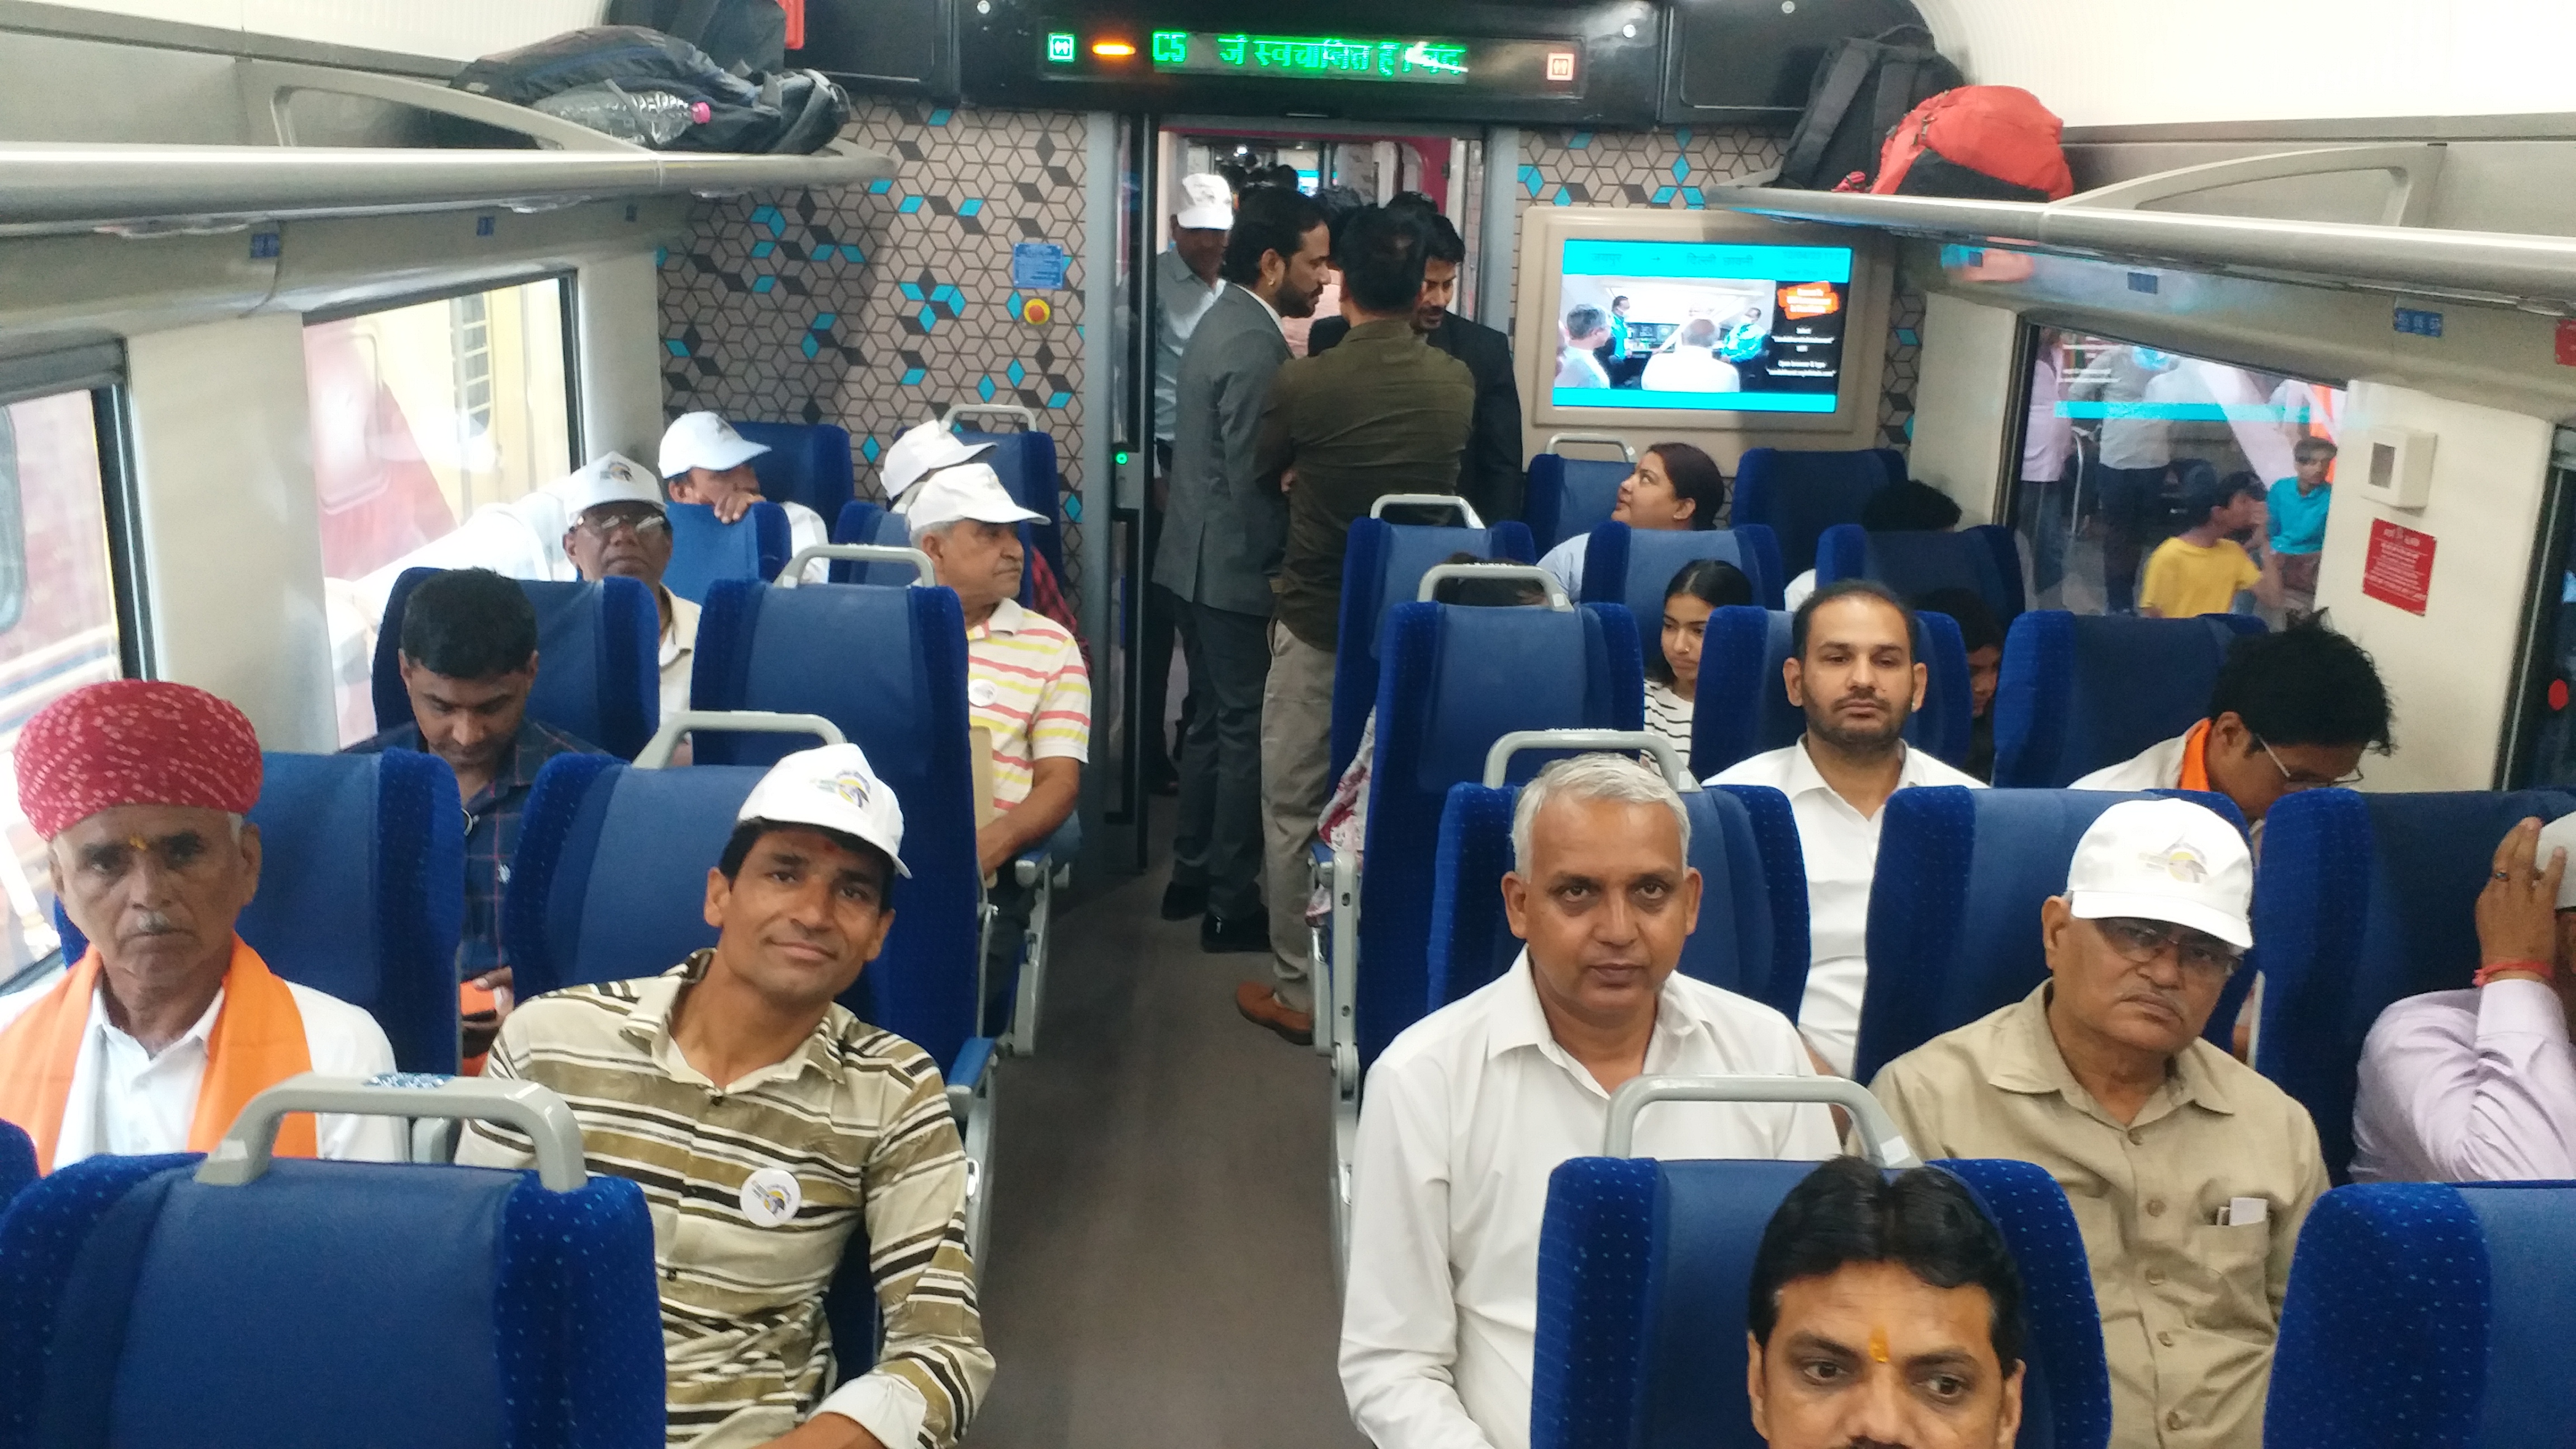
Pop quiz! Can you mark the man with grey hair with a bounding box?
[1341,753,1835,1449]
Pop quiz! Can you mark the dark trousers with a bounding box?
[983,873,1035,1035]
[1171,599,1270,918]
[1140,441,1184,779]
[2093,462,2172,613]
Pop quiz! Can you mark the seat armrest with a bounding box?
[945,1036,998,1121]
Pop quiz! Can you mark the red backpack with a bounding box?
[1865,86,2073,202]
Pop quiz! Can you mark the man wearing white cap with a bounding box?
[878,416,998,512]
[1869,798,2327,1449]
[1140,174,1235,795]
[555,452,698,724]
[659,410,831,583]
[2351,813,2576,1182]
[457,742,992,1449]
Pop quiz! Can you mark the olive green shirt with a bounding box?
[1870,983,2328,1449]
[1258,317,1475,650]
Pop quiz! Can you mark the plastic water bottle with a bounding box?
[532,82,711,146]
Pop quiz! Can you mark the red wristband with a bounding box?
[2475,959,2555,988]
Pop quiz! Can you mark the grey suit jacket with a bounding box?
[1153,283,1290,617]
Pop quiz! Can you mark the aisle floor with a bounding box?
[961,837,1371,1449]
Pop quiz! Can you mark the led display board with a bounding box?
[1039,27,1583,94]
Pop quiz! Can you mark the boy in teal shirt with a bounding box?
[2267,436,2337,599]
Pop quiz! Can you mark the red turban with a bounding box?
[15,680,263,840]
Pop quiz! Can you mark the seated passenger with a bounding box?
[1748,1157,2025,1449]
[882,418,1086,651]
[2072,613,2391,828]
[1782,477,1963,612]
[557,452,697,724]
[1640,318,1742,394]
[0,681,397,1168]
[660,410,830,583]
[456,742,992,1449]
[1341,754,1836,1449]
[2138,468,2283,619]
[2350,813,2576,1182]
[1708,581,1984,1076]
[349,568,601,1052]
[1536,441,1728,597]
[1870,798,2327,1449]
[1916,586,2003,783]
[1646,557,1755,763]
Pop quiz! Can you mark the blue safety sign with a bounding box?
[1012,242,1070,290]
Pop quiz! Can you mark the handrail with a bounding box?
[944,404,1039,432]
[2061,142,2447,229]
[1370,493,1484,527]
[1483,728,1695,790]
[1417,562,1571,609]
[1544,431,1636,462]
[1605,1074,1921,1167]
[777,544,935,588]
[197,1074,590,1191]
[636,709,844,769]
[236,58,640,153]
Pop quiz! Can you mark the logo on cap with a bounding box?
[818,769,873,810]
[2140,843,2208,883]
[604,460,637,484]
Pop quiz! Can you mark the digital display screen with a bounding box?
[1552,238,1854,415]
[1039,29,1581,94]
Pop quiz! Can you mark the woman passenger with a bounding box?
[1645,558,1754,766]
[1537,441,1728,597]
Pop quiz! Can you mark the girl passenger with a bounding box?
[1537,440,1728,596]
[1645,557,1755,764]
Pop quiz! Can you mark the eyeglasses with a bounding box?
[2255,735,2364,791]
[574,510,670,541]
[2094,916,2243,978]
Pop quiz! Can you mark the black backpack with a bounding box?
[604,0,786,74]
[1774,27,1967,192]
[451,26,849,156]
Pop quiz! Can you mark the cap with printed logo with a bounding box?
[2064,797,2253,949]
[1175,173,1234,231]
[556,452,664,518]
[903,462,1044,537]
[880,418,997,504]
[2539,813,2576,910]
[737,742,910,877]
[657,411,771,479]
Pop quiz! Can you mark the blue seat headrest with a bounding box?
[1991,611,2267,788]
[664,500,791,605]
[371,572,655,759]
[736,420,855,522]
[1526,454,1632,552]
[1329,518,1538,778]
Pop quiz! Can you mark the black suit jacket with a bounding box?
[1310,310,1524,523]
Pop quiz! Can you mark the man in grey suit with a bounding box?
[1153,184,1332,953]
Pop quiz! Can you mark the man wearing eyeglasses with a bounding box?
[558,452,698,725]
[1869,798,2328,1449]
[2072,614,2392,829]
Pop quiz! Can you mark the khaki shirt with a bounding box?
[1869,984,2328,1449]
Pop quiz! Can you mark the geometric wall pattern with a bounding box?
[658,99,1091,590]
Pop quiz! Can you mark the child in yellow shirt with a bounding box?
[2139,469,2283,618]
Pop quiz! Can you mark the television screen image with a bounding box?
[1552,238,1854,414]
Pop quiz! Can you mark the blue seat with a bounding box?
[952,426,1067,587]
[2267,1180,2576,1448]
[1428,778,1811,1023]
[1992,611,2267,788]
[1525,452,1632,552]
[372,570,657,760]
[1690,606,1974,777]
[1329,516,1538,779]
[0,1119,31,1208]
[1579,520,1788,614]
[0,1145,661,1449]
[665,499,791,605]
[828,500,931,588]
[2252,787,2576,1182]
[1854,787,2250,1083]
[1730,446,1906,579]
[54,750,466,1076]
[1531,1154,2110,1449]
[735,420,855,524]
[1815,523,2026,624]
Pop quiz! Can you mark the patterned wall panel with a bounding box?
[1512,125,1925,452]
[658,99,1092,590]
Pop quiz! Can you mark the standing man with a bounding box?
[1244,203,1475,1044]
[1309,198,1526,523]
[2068,345,2182,614]
[660,410,830,583]
[1606,295,1632,371]
[556,452,697,724]
[1707,581,1984,1075]
[1153,186,1331,954]
[1142,174,1236,794]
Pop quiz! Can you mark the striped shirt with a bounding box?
[454,955,990,1449]
[1645,680,1694,763]
[967,596,1090,810]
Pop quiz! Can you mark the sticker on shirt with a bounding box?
[2215,1195,2267,1227]
[740,1167,803,1227]
[968,679,1000,708]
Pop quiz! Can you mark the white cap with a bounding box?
[2540,814,2576,910]
[1175,172,1234,231]
[903,462,1044,537]
[556,452,662,518]
[658,411,770,479]
[737,742,909,877]
[880,418,996,503]
[2064,798,2253,949]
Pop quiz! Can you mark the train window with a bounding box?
[306,276,576,744]
[0,390,123,978]
[2009,328,2346,621]
[2508,431,2576,789]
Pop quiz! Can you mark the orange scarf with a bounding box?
[0,936,314,1171]
[2175,718,2215,793]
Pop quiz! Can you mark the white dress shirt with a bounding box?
[0,974,402,1169]
[1707,738,1985,1074]
[1536,534,1587,598]
[782,499,831,583]
[2351,981,2576,1183]
[1640,349,1741,394]
[1341,951,1835,1449]
[1154,248,1227,441]
[659,585,702,721]
[2068,732,2190,793]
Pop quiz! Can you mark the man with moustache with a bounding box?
[1871,798,2328,1449]
[556,452,698,723]
[1707,581,1983,1076]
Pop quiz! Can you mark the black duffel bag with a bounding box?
[452,25,848,155]
[604,0,787,74]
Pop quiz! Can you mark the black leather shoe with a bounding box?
[1200,906,1271,954]
[1160,879,1209,922]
